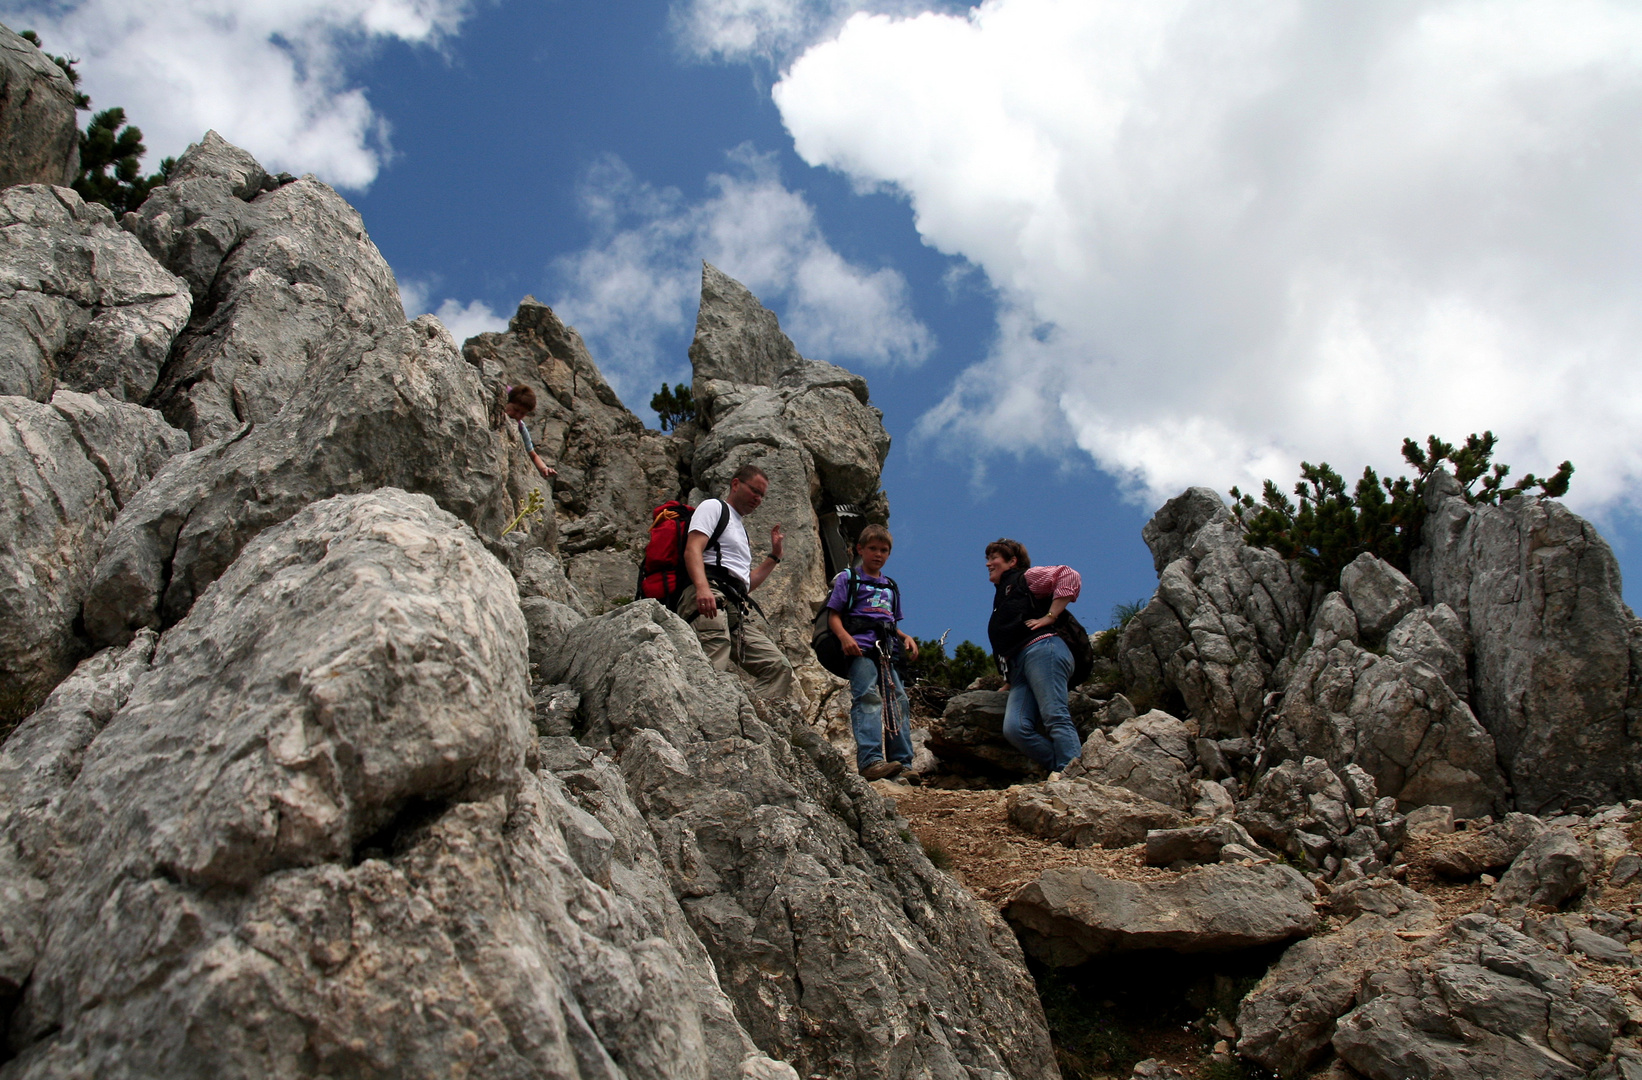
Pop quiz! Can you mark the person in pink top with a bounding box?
[984,538,1083,775]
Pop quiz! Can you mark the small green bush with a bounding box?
[1231,432,1572,589]
[907,636,997,689]
[650,382,696,431]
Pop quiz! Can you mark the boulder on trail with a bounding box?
[1008,777,1186,849]
[1065,709,1196,809]
[1004,862,1318,966]
[1331,913,1626,1080]
[1492,827,1598,910]
[1237,881,1437,1078]
[926,689,1043,778]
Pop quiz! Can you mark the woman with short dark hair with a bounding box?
[985,538,1083,775]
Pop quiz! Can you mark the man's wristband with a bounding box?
[766,553,781,563]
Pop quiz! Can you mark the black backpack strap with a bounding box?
[703,498,731,563]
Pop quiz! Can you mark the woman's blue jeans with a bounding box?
[1002,636,1082,770]
[849,655,914,771]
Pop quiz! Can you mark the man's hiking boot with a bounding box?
[861,760,903,781]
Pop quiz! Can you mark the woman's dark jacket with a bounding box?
[988,567,1053,672]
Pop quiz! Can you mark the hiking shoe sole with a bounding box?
[861,761,903,781]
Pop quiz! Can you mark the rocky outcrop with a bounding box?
[1272,587,1507,817]
[925,689,1042,777]
[687,264,892,702]
[540,600,1057,1079]
[464,298,684,607]
[82,317,511,644]
[0,185,191,403]
[126,132,405,446]
[1331,913,1626,1080]
[1237,881,1437,1077]
[1235,757,1406,880]
[1065,709,1197,809]
[1492,827,1597,909]
[1414,480,1642,813]
[0,490,798,1078]
[1118,488,1310,736]
[0,25,77,189]
[1120,477,1642,820]
[0,391,186,729]
[1005,863,1318,966]
[1419,812,1547,879]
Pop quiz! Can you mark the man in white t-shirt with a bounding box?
[677,464,795,699]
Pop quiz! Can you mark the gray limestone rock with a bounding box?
[1238,891,1437,1078]
[926,689,1043,777]
[126,133,406,445]
[515,545,591,614]
[689,262,804,386]
[1008,777,1186,848]
[1493,827,1598,909]
[0,185,191,403]
[1119,490,1311,736]
[1140,486,1229,574]
[1068,710,1196,809]
[522,595,585,680]
[465,298,685,602]
[1414,484,1642,813]
[1235,757,1359,869]
[0,24,78,189]
[1421,812,1547,879]
[0,393,185,728]
[1385,602,1471,701]
[1005,862,1318,965]
[82,317,511,644]
[1339,553,1422,645]
[1272,627,1507,817]
[684,264,892,705]
[1143,820,1272,866]
[1,490,781,1079]
[1332,913,1625,1080]
[550,601,1058,1079]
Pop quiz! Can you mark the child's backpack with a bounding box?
[811,568,901,679]
[636,499,729,609]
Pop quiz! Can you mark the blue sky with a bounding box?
[14,0,1642,646]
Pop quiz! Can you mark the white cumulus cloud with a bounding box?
[400,279,508,344]
[774,0,1642,510]
[551,147,933,404]
[671,0,957,63]
[4,0,470,188]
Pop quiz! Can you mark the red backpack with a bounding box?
[635,499,729,609]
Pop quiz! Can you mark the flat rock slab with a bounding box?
[1005,862,1318,966]
[1008,777,1184,848]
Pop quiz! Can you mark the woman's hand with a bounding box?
[1025,614,1057,631]
[837,633,863,657]
[900,633,920,661]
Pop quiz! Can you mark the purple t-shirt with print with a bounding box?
[824,570,902,651]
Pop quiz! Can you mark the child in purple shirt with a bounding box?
[825,524,920,780]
